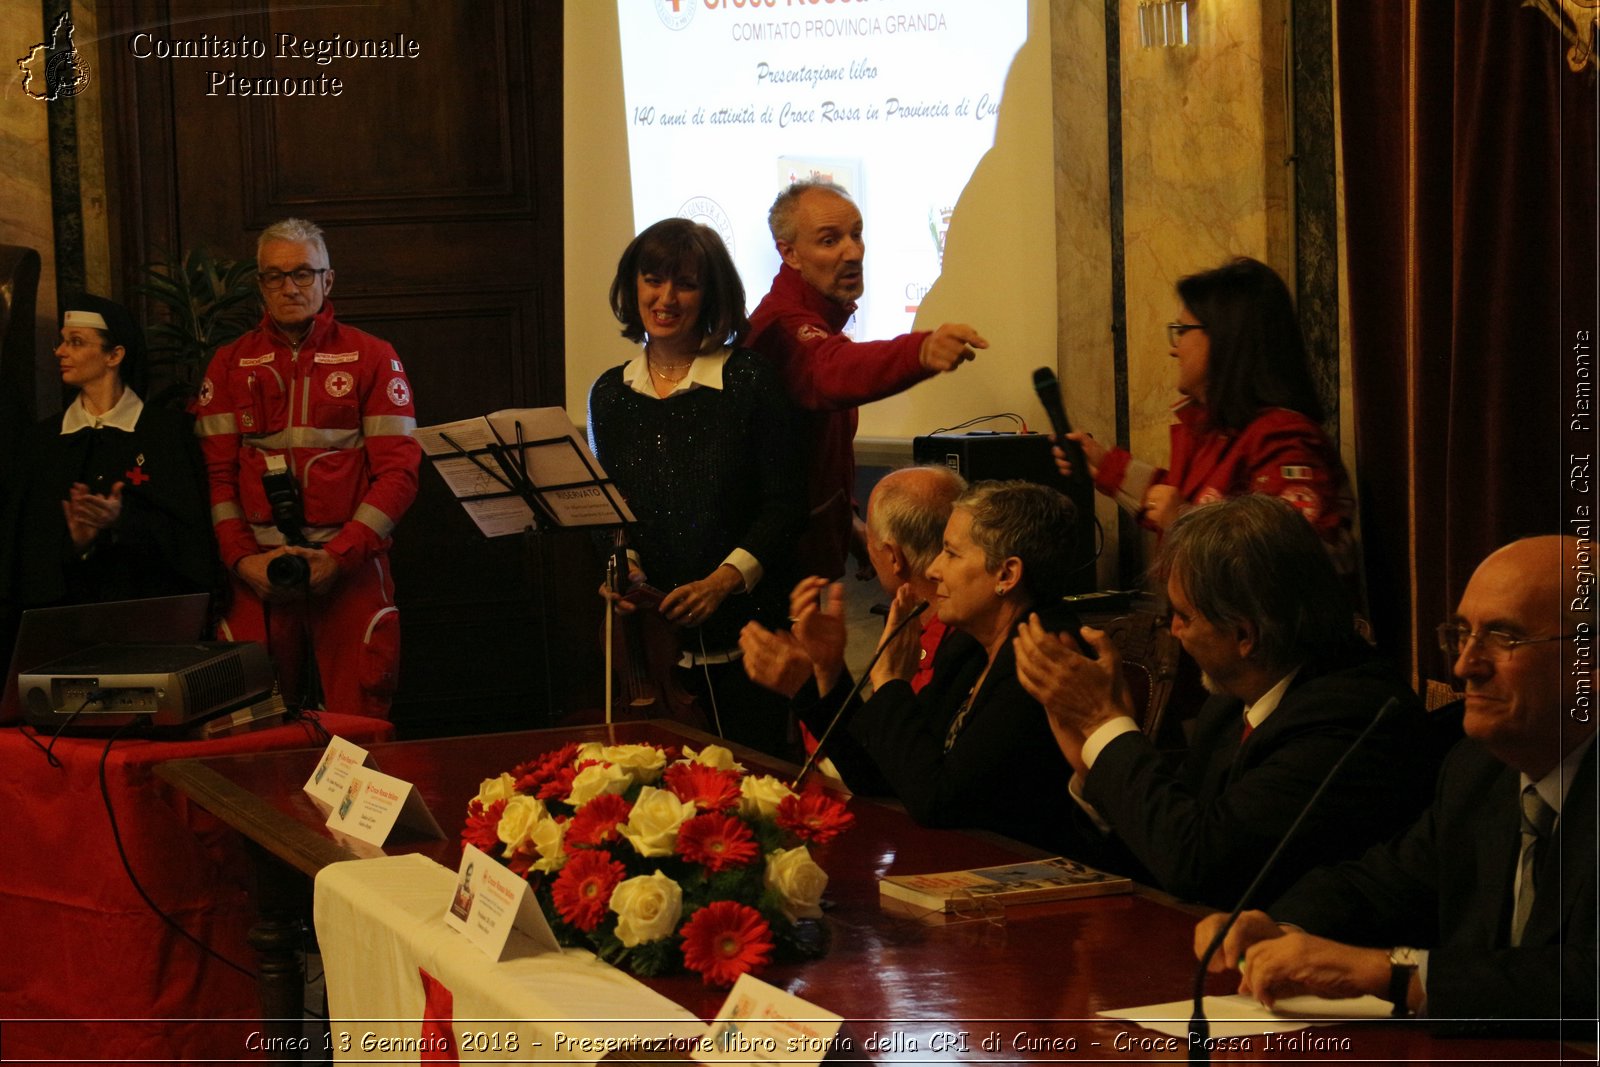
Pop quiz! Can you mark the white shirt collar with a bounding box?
[61,387,143,434]
[1243,667,1301,729]
[1523,731,1596,817]
[623,347,730,398]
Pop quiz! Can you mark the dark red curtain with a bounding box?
[1339,1,1597,691]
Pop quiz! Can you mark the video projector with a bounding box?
[19,642,273,731]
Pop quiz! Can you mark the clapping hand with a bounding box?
[789,576,848,695]
[62,481,124,551]
[869,584,925,691]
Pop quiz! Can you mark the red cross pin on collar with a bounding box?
[124,466,149,486]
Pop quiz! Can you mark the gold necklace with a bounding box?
[646,350,693,381]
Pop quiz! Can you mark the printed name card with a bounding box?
[323,765,444,847]
[303,736,373,808]
[699,973,844,1067]
[443,844,560,960]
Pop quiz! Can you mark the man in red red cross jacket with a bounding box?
[195,218,420,718]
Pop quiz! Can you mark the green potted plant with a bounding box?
[136,247,260,408]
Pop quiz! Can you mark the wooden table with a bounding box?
[155,720,1567,1063]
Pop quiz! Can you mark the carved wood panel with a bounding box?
[101,0,595,735]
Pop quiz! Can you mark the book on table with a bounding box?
[878,856,1133,913]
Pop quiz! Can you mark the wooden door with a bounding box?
[101,0,602,734]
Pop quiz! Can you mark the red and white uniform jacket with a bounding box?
[1094,399,1354,544]
[194,300,420,572]
[746,264,931,578]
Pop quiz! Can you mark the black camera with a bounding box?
[261,455,312,590]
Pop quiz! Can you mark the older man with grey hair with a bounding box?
[746,180,987,580]
[195,217,419,718]
[742,464,966,700]
[1014,493,1432,909]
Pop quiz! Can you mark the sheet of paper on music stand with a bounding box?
[1099,993,1391,1038]
[416,408,634,537]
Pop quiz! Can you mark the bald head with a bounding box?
[865,466,967,596]
[1451,535,1595,776]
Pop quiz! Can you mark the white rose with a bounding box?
[527,816,567,874]
[567,761,631,807]
[609,872,684,947]
[574,741,607,764]
[476,772,518,807]
[764,846,827,921]
[495,794,548,851]
[601,744,667,785]
[738,774,795,821]
[682,744,743,773]
[618,785,695,858]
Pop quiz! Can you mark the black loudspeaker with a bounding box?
[911,431,1097,595]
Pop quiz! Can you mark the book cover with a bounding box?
[878,856,1133,913]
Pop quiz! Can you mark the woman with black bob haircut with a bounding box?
[588,218,804,756]
[1055,257,1352,562]
[784,481,1087,852]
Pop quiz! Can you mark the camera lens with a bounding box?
[267,553,311,589]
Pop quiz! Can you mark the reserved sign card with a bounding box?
[323,765,444,847]
[443,844,560,960]
[303,736,373,807]
[700,973,843,1067]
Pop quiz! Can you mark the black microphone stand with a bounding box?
[1188,697,1398,1064]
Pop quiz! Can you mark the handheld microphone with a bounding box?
[1187,696,1400,1064]
[1032,367,1073,436]
[1032,367,1087,485]
[792,599,929,788]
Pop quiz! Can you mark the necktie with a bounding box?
[1510,784,1556,946]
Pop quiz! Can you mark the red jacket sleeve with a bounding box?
[1235,416,1346,538]
[323,344,420,569]
[760,306,932,411]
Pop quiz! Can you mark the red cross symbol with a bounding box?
[124,466,149,486]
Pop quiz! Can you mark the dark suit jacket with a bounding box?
[796,604,1080,853]
[1076,653,1432,909]
[1273,737,1597,1031]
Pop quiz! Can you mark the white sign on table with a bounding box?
[442,844,560,961]
[323,765,444,847]
[699,973,844,1067]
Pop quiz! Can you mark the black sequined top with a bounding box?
[587,348,804,648]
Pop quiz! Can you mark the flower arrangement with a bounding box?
[461,740,853,986]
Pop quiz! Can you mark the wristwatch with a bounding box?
[1387,946,1421,1016]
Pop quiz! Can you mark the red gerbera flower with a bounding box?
[506,845,536,878]
[550,850,625,931]
[679,901,773,986]
[776,789,854,845]
[535,765,578,802]
[565,793,632,846]
[662,762,742,812]
[676,812,759,872]
[512,743,581,792]
[460,797,507,853]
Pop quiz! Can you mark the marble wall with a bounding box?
[2,2,59,388]
[1,0,113,416]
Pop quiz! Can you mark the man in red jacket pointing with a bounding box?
[746,180,987,580]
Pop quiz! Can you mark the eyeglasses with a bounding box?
[1166,322,1206,346]
[1435,622,1570,659]
[258,267,329,290]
